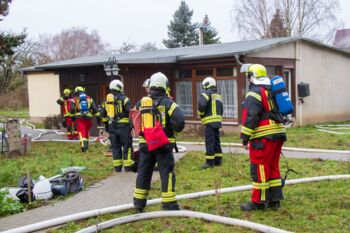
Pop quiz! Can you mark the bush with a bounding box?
[0,77,28,109]
[0,190,24,217]
[43,115,62,129]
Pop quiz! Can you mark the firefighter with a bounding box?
[56,88,78,140]
[240,64,286,211]
[70,86,101,152]
[134,72,185,212]
[198,77,223,169]
[101,79,133,172]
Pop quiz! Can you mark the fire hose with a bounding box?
[2,174,349,233]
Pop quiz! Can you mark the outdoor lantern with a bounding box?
[104,56,119,77]
[112,64,119,76]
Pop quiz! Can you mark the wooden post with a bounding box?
[27,169,32,204]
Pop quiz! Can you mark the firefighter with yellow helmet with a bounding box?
[56,88,78,140]
[70,86,101,152]
[240,64,286,211]
[198,77,223,169]
[101,79,133,172]
[133,72,185,212]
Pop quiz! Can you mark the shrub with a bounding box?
[43,115,62,129]
[0,190,24,217]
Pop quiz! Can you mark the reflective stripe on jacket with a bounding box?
[241,85,286,142]
[198,88,223,127]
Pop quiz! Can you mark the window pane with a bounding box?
[266,66,278,77]
[195,69,213,77]
[217,79,238,118]
[217,67,233,77]
[176,81,193,116]
[179,69,192,79]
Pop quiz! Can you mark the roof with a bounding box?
[26,37,350,70]
[333,29,350,49]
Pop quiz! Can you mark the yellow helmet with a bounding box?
[247,64,267,78]
[74,86,85,93]
[63,89,71,95]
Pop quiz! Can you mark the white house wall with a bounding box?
[295,41,350,125]
[249,42,296,59]
[27,72,60,122]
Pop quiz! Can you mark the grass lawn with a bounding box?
[0,142,113,188]
[177,121,350,150]
[54,151,350,233]
[0,108,29,119]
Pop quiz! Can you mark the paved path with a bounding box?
[0,142,349,231]
[0,152,186,232]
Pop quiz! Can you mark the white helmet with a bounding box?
[109,79,124,92]
[142,78,150,88]
[149,72,168,90]
[202,77,216,89]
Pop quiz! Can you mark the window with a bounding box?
[179,69,192,79]
[217,79,238,118]
[195,69,213,77]
[266,66,278,77]
[216,67,233,77]
[176,81,193,116]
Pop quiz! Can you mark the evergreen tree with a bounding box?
[201,14,220,44]
[163,1,198,48]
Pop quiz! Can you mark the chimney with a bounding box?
[198,27,204,46]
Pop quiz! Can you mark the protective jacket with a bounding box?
[101,91,131,127]
[198,87,223,128]
[139,89,184,144]
[241,84,286,145]
[57,96,74,118]
[69,95,100,119]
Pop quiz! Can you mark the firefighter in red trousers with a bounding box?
[70,86,101,152]
[240,64,286,211]
[56,88,78,140]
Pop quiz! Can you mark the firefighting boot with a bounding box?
[269,201,281,210]
[240,202,266,211]
[163,201,180,211]
[114,166,122,173]
[214,157,222,166]
[135,207,144,214]
[82,141,89,152]
[201,159,214,169]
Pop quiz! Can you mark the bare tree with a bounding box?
[139,42,157,52]
[0,40,36,94]
[37,27,107,63]
[232,0,340,43]
[117,41,137,54]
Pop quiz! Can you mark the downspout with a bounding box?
[297,41,303,126]
[234,54,244,65]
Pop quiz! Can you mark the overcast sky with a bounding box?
[2,0,350,49]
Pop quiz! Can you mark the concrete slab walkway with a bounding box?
[0,142,349,232]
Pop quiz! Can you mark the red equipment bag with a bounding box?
[129,109,142,136]
[143,121,170,152]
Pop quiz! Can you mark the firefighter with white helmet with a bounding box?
[101,79,133,172]
[239,64,286,211]
[134,72,185,212]
[198,77,223,169]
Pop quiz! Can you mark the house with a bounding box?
[22,37,350,134]
[333,29,350,51]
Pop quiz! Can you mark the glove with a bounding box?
[71,116,76,122]
[104,123,109,132]
[62,120,67,128]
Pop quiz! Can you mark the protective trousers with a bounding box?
[109,125,133,172]
[76,118,92,152]
[134,143,179,211]
[204,125,223,165]
[249,138,284,204]
[65,117,78,140]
